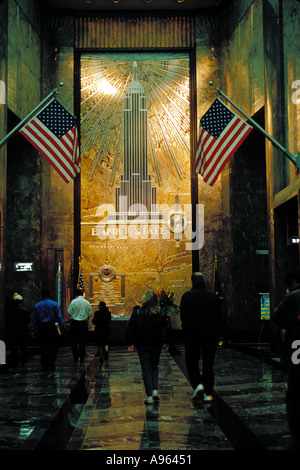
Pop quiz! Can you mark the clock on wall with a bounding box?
[167,211,188,234]
[99,263,116,282]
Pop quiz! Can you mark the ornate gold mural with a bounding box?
[80,52,198,317]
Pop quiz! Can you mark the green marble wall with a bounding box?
[219,0,267,334]
[0,1,8,336]
[4,0,43,312]
[219,0,300,336]
[3,3,75,320]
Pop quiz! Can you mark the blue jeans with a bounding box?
[137,345,161,396]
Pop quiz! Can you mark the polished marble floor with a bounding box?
[0,341,293,452]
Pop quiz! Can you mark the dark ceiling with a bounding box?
[44,0,223,11]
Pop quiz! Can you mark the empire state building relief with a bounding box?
[80,52,195,315]
[109,62,161,222]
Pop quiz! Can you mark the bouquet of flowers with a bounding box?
[156,288,180,316]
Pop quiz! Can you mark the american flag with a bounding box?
[195,99,252,186]
[20,99,80,183]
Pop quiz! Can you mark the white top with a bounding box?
[68,295,92,321]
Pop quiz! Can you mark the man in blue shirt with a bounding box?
[31,288,64,371]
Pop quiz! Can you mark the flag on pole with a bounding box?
[20,99,80,183]
[65,273,72,322]
[77,266,85,293]
[195,98,252,186]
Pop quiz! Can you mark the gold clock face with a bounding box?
[168,212,188,234]
[99,264,116,282]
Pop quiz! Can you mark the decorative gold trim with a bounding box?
[75,15,195,49]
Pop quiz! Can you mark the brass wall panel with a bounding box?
[79,54,193,318]
[75,16,195,49]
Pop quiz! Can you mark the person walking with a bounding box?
[6,293,30,367]
[127,291,170,405]
[180,272,223,403]
[30,288,64,371]
[67,288,92,363]
[92,301,111,361]
[272,267,300,449]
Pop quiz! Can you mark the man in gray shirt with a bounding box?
[68,288,92,362]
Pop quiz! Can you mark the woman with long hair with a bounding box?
[127,290,170,404]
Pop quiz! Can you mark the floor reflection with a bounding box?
[0,342,292,451]
[140,405,160,450]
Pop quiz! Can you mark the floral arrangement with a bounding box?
[156,288,180,316]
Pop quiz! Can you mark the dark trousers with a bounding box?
[137,345,161,396]
[94,329,109,359]
[9,334,27,366]
[184,331,218,394]
[37,322,59,370]
[286,366,300,449]
[70,320,88,361]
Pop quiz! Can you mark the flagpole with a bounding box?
[77,256,82,288]
[213,254,217,291]
[0,87,60,149]
[209,82,299,172]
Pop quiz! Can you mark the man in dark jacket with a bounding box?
[180,272,223,402]
[272,267,300,449]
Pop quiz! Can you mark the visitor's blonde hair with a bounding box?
[141,290,159,314]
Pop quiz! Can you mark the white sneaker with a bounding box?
[203,393,213,402]
[152,390,160,401]
[192,384,204,400]
[144,396,153,404]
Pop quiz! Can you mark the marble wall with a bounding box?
[195,13,223,292]
[4,0,43,315]
[218,0,267,332]
[0,1,8,336]
[3,2,75,319]
[262,0,300,317]
[219,0,300,336]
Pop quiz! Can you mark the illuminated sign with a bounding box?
[260,293,270,320]
[0,340,5,364]
[14,262,34,272]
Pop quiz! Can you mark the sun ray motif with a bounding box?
[80,52,190,185]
